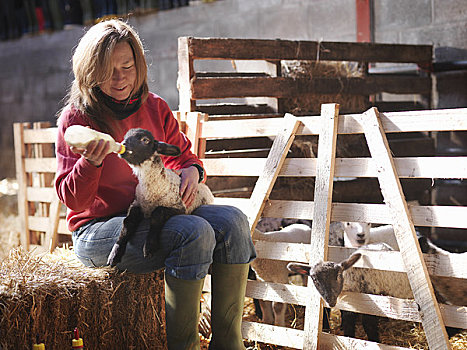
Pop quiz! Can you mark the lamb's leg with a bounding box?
[272,301,287,327]
[107,205,144,267]
[341,310,357,338]
[362,314,380,342]
[144,206,184,258]
[259,299,275,325]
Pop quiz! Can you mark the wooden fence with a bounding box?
[185,106,467,349]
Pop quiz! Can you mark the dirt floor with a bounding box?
[1,177,465,349]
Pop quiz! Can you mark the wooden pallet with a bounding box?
[178,37,433,116]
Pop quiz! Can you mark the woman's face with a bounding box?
[99,41,137,101]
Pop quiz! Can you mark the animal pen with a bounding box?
[3,37,466,349]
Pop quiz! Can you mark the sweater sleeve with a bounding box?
[54,110,104,211]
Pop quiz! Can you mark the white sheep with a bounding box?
[250,222,344,327]
[343,222,399,251]
[107,128,214,266]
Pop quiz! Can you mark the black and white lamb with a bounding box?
[107,128,214,267]
[288,236,466,342]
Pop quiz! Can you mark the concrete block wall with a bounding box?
[0,0,466,178]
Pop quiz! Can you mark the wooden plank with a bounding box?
[28,216,49,232]
[245,281,466,328]
[184,112,207,157]
[203,156,467,179]
[196,103,278,115]
[247,113,301,231]
[13,123,30,249]
[185,37,432,63]
[25,157,57,173]
[199,108,467,139]
[58,218,71,235]
[26,186,56,202]
[304,104,339,349]
[360,107,450,349]
[191,76,431,99]
[241,321,304,349]
[45,196,61,252]
[178,36,196,112]
[213,197,467,229]
[23,127,57,143]
[253,242,467,279]
[319,332,412,350]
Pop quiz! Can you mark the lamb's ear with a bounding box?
[155,142,181,157]
[287,262,311,276]
[340,252,361,270]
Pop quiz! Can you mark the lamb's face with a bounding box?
[343,222,371,247]
[120,128,181,166]
[287,252,361,307]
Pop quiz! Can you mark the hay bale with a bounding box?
[281,60,369,114]
[0,247,166,349]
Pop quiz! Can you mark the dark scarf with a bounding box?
[95,87,143,119]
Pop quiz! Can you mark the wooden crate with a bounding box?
[177,37,433,116]
[187,106,467,349]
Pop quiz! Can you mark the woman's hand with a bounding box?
[70,139,111,167]
[179,166,200,207]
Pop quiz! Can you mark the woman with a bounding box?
[55,19,256,349]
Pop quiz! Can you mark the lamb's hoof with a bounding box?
[107,243,123,267]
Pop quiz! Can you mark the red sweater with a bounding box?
[55,92,204,232]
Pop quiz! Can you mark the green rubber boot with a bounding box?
[209,263,249,350]
[165,273,204,350]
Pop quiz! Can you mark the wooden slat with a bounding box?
[247,114,301,231]
[27,216,49,232]
[360,107,450,349]
[13,123,30,248]
[23,127,57,143]
[58,219,71,235]
[213,198,467,229]
[185,37,432,63]
[191,76,431,99]
[242,321,304,349]
[204,156,467,179]
[26,187,56,202]
[178,37,196,112]
[24,158,57,173]
[304,104,339,349]
[242,320,414,350]
[253,242,467,279]
[199,108,467,139]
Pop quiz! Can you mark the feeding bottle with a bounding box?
[72,327,84,349]
[64,125,125,154]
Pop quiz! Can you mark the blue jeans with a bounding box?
[72,205,256,279]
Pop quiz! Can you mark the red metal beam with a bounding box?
[356,0,373,42]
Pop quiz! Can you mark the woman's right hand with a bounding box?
[70,139,111,167]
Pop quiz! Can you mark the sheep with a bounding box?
[250,222,345,327]
[287,236,466,342]
[343,221,399,251]
[107,128,214,267]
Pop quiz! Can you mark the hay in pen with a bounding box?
[0,247,166,349]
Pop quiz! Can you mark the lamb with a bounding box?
[107,128,214,267]
[250,222,345,327]
[343,221,399,251]
[287,236,466,342]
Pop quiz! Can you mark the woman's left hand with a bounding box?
[179,166,200,207]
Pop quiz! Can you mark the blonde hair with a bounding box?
[62,19,148,132]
